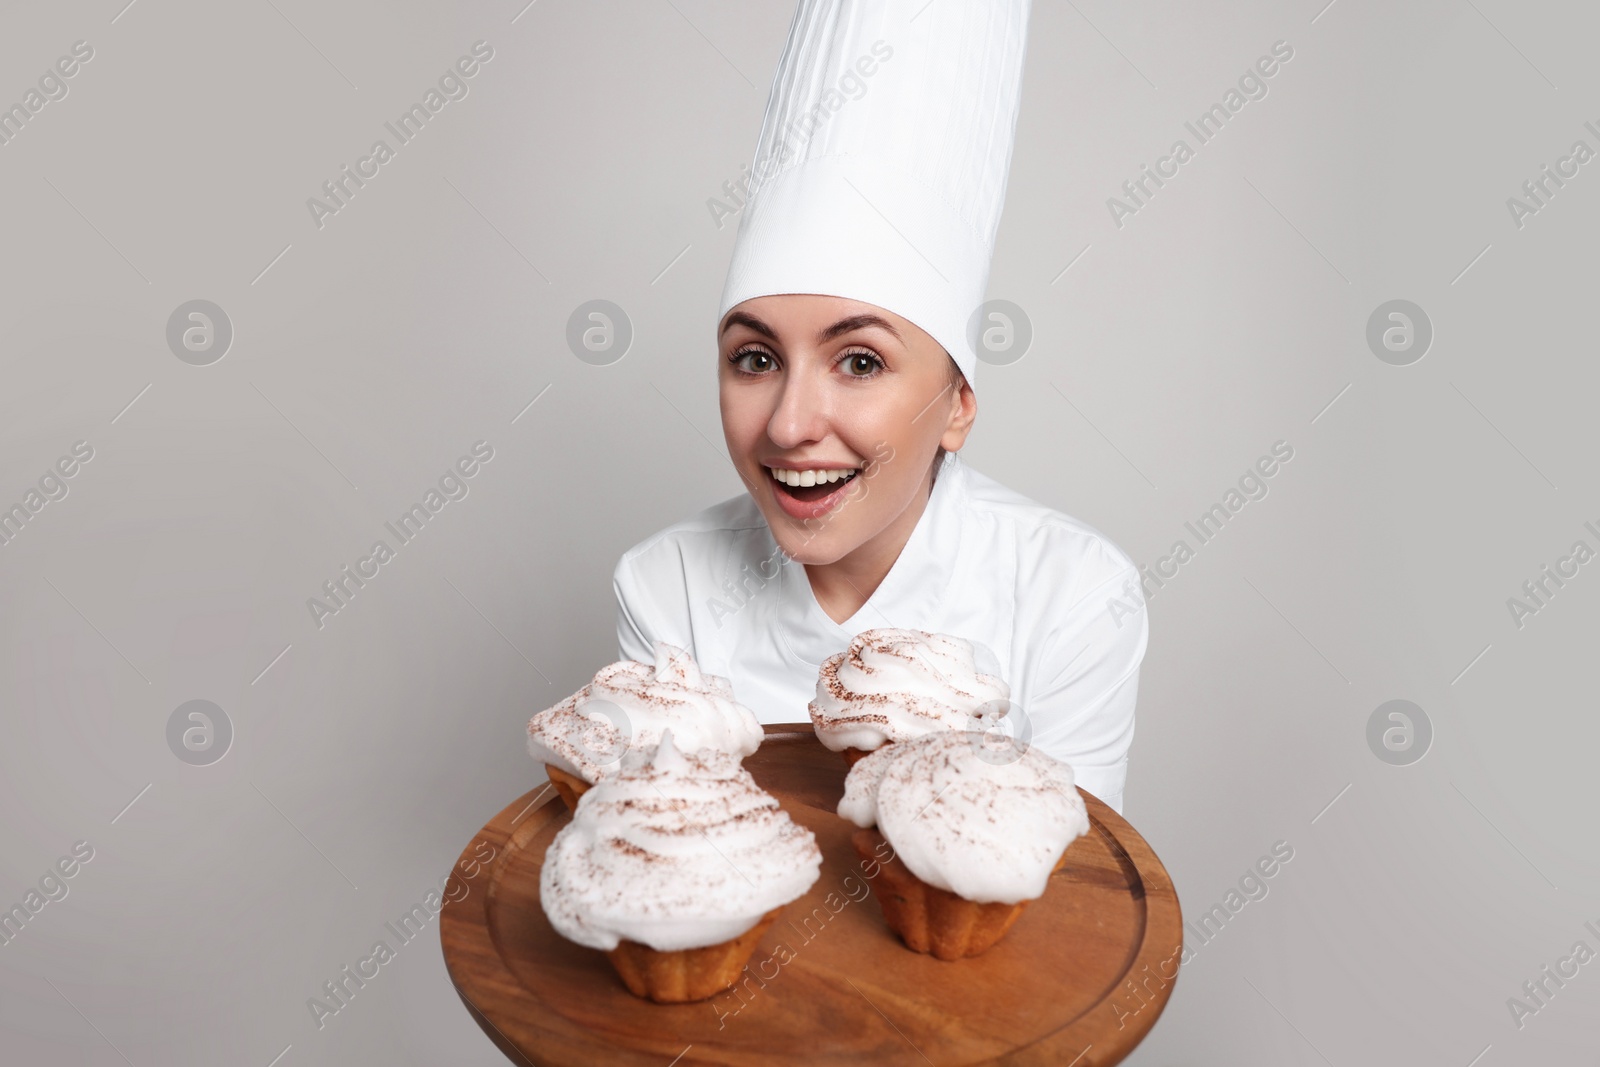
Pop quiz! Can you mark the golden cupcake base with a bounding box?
[841,739,895,766]
[605,907,785,1003]
[543,764,591,812]
[852,828,1067,961]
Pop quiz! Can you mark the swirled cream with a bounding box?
[527,642,763,782]
[836,729,1089,904]
[540,731,823,951]
[808,628,1011,752]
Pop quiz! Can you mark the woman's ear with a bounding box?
[939,362,977,451]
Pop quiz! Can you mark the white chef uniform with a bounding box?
[613,450,1148,814]
[613,0,1148,812]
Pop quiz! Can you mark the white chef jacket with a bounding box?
[612,450,1148,813]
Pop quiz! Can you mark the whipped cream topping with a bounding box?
[540,731,822,952]
[527,642,763,782]
[808,628,1011,752]
[836,730,1089,904]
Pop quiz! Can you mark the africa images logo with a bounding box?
[306,441,494,629]
[0,39,94,149]
[705,39,894,230]
[305,41,495,230]
[1106,40,1295,229]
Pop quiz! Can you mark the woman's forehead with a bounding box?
[720,295,924,345]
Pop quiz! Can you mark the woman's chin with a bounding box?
[768,529,853,568]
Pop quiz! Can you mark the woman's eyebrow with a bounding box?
[720,311,774,339]
[718,311,903,343]
[817,314,901,343]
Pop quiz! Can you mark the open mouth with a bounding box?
[768,463,857,502]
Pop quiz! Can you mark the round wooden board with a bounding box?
[441,724,1182,1066]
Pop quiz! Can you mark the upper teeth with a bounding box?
[768,467,856,487]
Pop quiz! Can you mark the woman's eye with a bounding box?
[731,348,774,373]
[842,350,883,377]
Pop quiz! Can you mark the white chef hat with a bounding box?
[718,0,1033,389]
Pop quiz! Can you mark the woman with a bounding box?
[612,0,1148,813]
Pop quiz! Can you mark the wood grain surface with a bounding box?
[441,724,1183,1066]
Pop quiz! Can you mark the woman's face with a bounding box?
[717,294,976,566]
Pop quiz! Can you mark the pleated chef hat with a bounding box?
[718,0,1033,389]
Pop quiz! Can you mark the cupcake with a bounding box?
[837,729,1089,960]
[527,641,762,810]
[809,628,1011,765]
[539,731,823,1002]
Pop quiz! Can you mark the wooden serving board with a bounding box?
[441,724,1182,1066]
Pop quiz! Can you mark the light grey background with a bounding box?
[2,0,1596,1064]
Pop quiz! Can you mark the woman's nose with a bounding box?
[766,364,829,448]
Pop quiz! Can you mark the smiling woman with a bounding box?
[610,0,1148,814]
[717,295,974,624]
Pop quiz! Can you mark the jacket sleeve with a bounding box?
[1023,542,1148,817]
[612,542,696,664]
